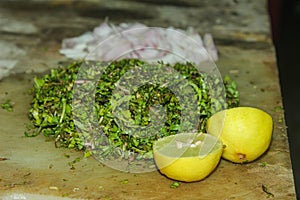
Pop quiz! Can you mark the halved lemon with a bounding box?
[206,107,273,163]
[153,133,223,182]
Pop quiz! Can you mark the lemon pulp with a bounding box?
[206,107,273,163]
[153,133,223,182]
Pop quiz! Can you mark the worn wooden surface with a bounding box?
[0,1,296,199]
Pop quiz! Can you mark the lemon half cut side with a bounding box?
[206,107,273,163]
[153,133,223,182]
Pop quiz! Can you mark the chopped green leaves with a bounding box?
[260,161,267,167]
[170,181,181,188]
[274,106,283,111]
[26,59,239,160]
[1,99,14,112]
[120,179,129,184]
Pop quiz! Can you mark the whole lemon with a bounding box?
[153,133,223,182]
[206,107,273,163]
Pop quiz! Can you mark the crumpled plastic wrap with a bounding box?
[60,22,218,64]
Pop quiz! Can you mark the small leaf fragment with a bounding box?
[170,181,181,188]
[260,161,267,167]
[1,99,13,112]
[120,179,129,184]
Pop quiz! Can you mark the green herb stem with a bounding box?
[59,98,67,124]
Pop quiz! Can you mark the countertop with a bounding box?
[0,0,296,199]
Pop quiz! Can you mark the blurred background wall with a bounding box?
[270,0,300,198]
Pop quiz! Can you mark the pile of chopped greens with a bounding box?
[25,59,239,160]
